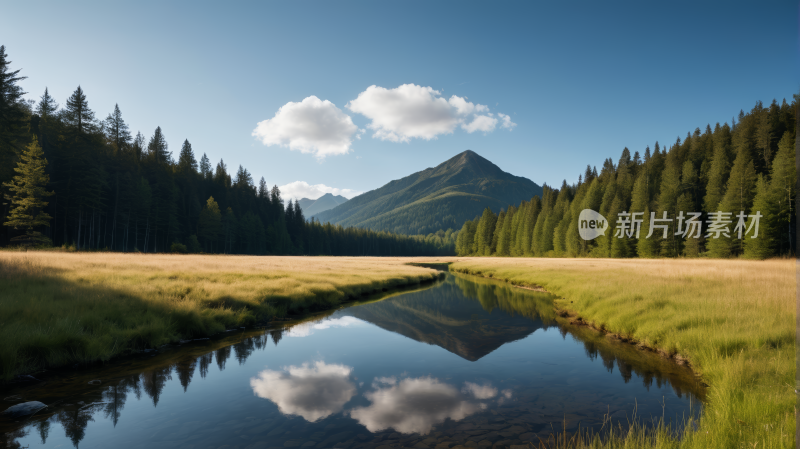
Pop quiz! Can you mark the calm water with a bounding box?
[1,273,703,449]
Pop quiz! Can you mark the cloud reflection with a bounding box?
[462,382,497,399]
[350,377,482,434]
[287,316,363,338]
[250,361,356,422]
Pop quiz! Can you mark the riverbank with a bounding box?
[0,253,442,381]
[449,257,795,448]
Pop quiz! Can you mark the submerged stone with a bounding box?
[3,401,47,417]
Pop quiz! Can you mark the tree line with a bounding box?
[0,46,455,256]
[456,96,797,259]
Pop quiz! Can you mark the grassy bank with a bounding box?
[449,257,795,448]
[0,253,441,380]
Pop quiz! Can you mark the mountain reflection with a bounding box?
[351,377,505,435]
[250,361,357,422]
[344,275,557,361]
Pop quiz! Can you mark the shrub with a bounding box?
[186,235,202,253]
[170,242,188,254]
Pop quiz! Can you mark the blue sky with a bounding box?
[4,1,798,200]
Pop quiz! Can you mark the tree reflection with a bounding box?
[141,366,172,407]
[58,406,98,447]
[102,382,129,426]
[175,356,197,392]
[234,337,255,364]
[198,352,213,378]
[216,346,231,372]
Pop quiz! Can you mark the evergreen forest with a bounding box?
[0,46,455,256]
[456,97,797,259]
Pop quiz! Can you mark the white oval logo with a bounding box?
[578,209,608,240]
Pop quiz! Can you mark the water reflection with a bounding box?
[1,273,704,448]
[250,361,357,422]
[351,377,484,434]
[344,278,553,361]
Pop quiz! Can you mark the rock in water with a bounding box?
[3,401,47,417]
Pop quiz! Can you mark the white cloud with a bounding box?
[278,181,362,201]
[350,377,481,434]
[252,96,358,158]
[461,115,498,133]
[346,84,513,142]
[498,112,517,130]
[250,361,356,422]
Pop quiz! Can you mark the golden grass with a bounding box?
[0,252,440,380]
[448,257,796,449]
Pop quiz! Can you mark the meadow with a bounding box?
[0,253,794,448]
[0,252,441,380]
[450,257,795,449]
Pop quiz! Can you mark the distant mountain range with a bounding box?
[297,193,349,217]
[314,150,543,235]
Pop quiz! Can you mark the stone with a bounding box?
[2,401,46,418]
[477,441,493,449]
[434,442,452,449]
[465,441,478,448]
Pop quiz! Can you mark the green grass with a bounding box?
[449,257,795,449]
[0,252,441,380]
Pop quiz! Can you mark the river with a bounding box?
[1,272,703,448]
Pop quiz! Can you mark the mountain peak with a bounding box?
[314,151,542,235]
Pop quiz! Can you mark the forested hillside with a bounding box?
[0,46,455,256]
[315,150,543,235]
[456,97,797,259]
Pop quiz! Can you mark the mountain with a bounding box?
[314,150,543,235]
[297,193,349,217]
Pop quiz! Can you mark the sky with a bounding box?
[4,1,798,201]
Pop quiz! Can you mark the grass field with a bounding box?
[1,253,794,447]
[449,257,795,449]
[0,252,441,380]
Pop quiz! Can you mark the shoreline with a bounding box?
[0,253,446,381]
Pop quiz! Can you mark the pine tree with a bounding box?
[742,175,774,259]
[36,88,58,117]
[768,132,795,254]
[132,132,145,160]
[234,165,253,189]
[3,137,54,243]
[258,177,268,199]
[64,86,97,135]
[636,206,658,257]
[178,140,198,174]
[656,152,682,256]
[148,127,171,164]
[199,153,212,179]
[704,136,730,212]
[475,207,497,256]
[0,45,27,153]
[491,210,506,255]
[103,104,131,153]
[706,146,757,257]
